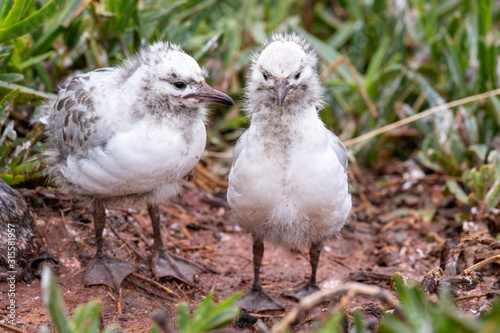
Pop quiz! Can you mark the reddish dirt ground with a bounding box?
[1,160,499,332]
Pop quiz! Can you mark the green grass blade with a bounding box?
[41,266,71,333]
[17,50,52,70]
[485,178,500,209]
[0,0,15,21]
[442,33,466,95]
[0,0,29,29]
[0,73,23,82]
[0,43,14,58]
[0,89,18,124]
[176,302,190,333]
[446,180,469,204]
[193,31,222,61]
[0,0,66,43]
[488,95,500,128]
[0,80,54,100]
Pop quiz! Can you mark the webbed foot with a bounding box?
[152,249,204,285]
[84,254,136,292]
[237,287,284,312]
[282,280,320,301]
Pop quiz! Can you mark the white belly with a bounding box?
[62,120,206,201]
[228,136,351,248]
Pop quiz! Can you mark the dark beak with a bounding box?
[185,83,234,106]
[275,80,289,106]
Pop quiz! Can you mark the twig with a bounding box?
[107,291,116,301]
[271,282,400,333]
[166,209,219,231]
[320,56,378,117]
[106,219,148,263]
[174,281,188,302]
[320,56,345,81]
[342,56,379,117]
[344,88,500,147]
[43,215,53,235]
[460,254,500,276]
[412,92,426,112]
[59,209,69,237]
[117,287,122,315]
[454,292,498,302]
[0,322,25,333]
[249,312,285,318]
[195,163,228,188]
[130,272,174,294]
[130,281,176,302]
[77,239,96,253]
[203,150,232,159]
[388,272,409,291]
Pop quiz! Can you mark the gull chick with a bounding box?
[42,42,234,291]
[228,34,351,312]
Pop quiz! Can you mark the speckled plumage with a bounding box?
[40,41,233,289]
[42,42,211,206]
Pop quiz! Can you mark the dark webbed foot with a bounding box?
[147,203,204,285]
[152,248,204,285]
[282,280,320,300]
[237,236,284,312]
[238,287,284,312]
[84,201,135,292]
[84,254,135,292]
[283,240,323,301]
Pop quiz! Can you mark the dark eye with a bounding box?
[263,73,268,81]
[295,72,301,80]
[174,82,186,89]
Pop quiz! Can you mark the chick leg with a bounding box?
[237,236,283,312]
[84,201,136,292]
[282,240,322,300]
[149,203,203,285]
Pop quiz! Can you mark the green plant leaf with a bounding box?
[17,50,52,70]
[485,178,500,209]
[0,0,66,43]
[446,180,469,204]
[41,266,71,333]
[177,302,190,333]
[0,0,29,29]
[0,72,23,82]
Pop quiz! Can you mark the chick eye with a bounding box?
[174,82,187,89]
[263,73,268,81]
[295,72,301,80]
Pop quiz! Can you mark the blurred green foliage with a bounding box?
[176,292,241,332]
[311,276,500,333]
[42,265,500,332]
[4,2,497,331]
[379,276,500,333]
[0,0,500,205]
[41,265,241,333]
[40,266,119,333]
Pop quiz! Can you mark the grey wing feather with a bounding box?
[232,130,248,167]
[45,72,113,158]
[327,129,348,171]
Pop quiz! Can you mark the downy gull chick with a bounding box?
[42,41,234,291]
[227,34,351,312]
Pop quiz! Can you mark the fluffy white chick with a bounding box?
[43,42,234,291]
[228,34,351,312]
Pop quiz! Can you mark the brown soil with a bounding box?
[1,160,499,332]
